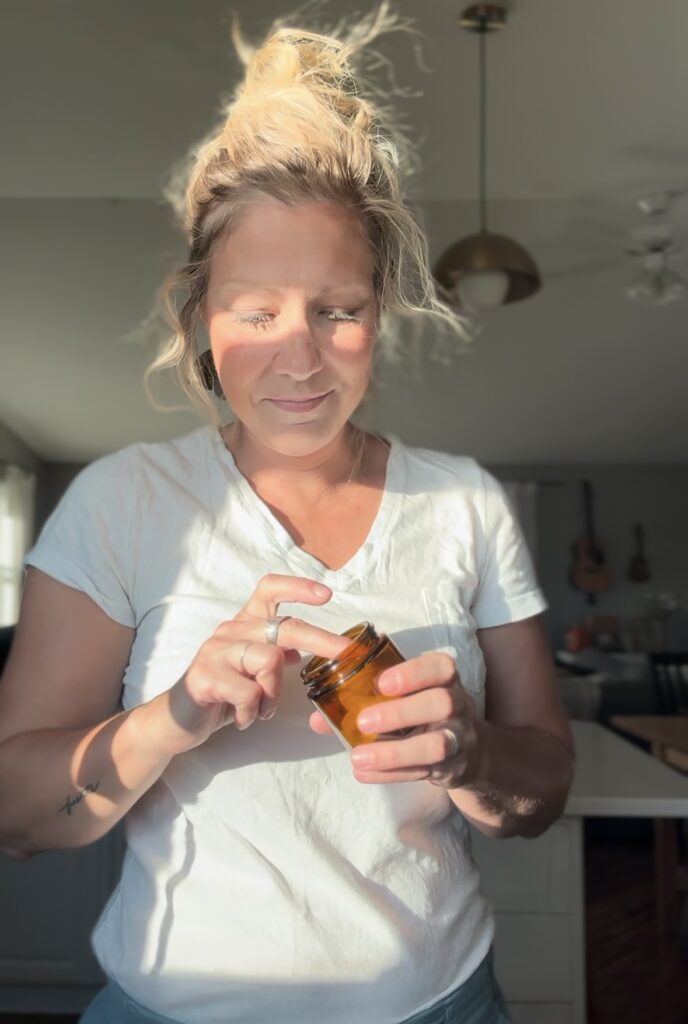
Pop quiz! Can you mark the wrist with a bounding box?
[127,691,188,763]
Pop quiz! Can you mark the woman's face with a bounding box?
[205,199,378,459]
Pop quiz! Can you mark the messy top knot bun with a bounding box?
[146,2,464,422]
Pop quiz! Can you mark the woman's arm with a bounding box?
[0,568,347,858]
[0,569,173,857]
[446,614,575,839]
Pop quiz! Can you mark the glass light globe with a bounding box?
[455,269,510,312]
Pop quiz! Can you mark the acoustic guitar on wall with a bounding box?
[569,480,613,604]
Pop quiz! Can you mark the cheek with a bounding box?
[208,315,265,376]
[331,323,376,363]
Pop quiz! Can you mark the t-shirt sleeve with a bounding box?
[470,467,548,629]
[23,451,136,628]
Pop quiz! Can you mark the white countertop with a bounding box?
[565,720,688,817]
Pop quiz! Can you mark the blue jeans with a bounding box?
[80,949,512,1024]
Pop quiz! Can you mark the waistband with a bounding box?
[81,948,504,1024]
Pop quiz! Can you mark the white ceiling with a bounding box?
[1,0,688,463]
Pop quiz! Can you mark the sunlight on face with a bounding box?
[205,199,378,458]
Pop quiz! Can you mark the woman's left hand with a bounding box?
[308,652,480,787]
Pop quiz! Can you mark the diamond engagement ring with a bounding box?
[264,615,291,645]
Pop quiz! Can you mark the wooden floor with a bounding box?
[1,827,686,1023]
[585,824,688,1024]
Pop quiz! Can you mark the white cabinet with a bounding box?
[471,818,586,1024]
[0,827,124,1013]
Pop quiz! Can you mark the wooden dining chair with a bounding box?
[646,653,688,955]
[650,652,688,715]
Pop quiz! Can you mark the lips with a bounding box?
[266,392,332,412]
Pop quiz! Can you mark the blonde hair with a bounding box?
[143,1,465,433]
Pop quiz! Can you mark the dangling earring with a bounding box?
[195,349,226,400]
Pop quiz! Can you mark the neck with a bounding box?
[221,421,369,501]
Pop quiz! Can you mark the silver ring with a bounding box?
[264,615,291,645]
[425,728,459,787]
[238,640,251,674]
[441,727,459,759]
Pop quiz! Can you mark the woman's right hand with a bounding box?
[157,574,348,755]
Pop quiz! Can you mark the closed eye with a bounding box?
[232,312,273,330]
[232,309,363,329]
[325,309,362,322]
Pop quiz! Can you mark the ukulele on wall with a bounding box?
[569,480,614,604]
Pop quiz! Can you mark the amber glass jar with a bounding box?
[301,622,414,748]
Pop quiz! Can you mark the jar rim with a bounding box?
[300,621,378,689]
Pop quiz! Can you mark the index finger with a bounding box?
[278,617,351,662]
[235,574,349,661]
[238,573,332,619]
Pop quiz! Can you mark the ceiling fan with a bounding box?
[624,191,687,306]
[544,189,688,307]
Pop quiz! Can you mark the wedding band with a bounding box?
[441,727,460,759]
[238,641,251,674]
[425,728,460,787]
[264,615,291,645]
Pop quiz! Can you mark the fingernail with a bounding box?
[313,584,330,597]
[378,672,400,693]
[358,711,380,732]
[351,750,373,768]
[236,719,252,731]
[262,708,276,720]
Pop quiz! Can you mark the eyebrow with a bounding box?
[218,280,372,297]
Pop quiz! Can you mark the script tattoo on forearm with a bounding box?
[58,781,100,816]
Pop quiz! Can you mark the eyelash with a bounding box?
[232,309,363,328]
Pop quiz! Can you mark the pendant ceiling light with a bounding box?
[433,3,541,313]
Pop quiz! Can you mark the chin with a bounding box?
[257,417,351,456]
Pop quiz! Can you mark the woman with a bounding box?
[0,6,574,1023]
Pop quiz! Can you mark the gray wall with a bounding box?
[493,463,688,650]
[27,452,688,651]
[0,422,42,477]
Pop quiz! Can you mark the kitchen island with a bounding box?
[472,720,688,1024]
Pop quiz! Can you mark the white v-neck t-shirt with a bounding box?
[24,424,547,1024]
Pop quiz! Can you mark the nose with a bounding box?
[272,310,324,380]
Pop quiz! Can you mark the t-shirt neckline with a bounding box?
[210,426,403,585]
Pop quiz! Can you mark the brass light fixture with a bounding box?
[433,3,541,312]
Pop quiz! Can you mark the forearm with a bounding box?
[448,721,575,839]
[0,692,183,857]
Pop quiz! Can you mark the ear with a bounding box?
[195,349,216,390]
[195,349,226,400]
